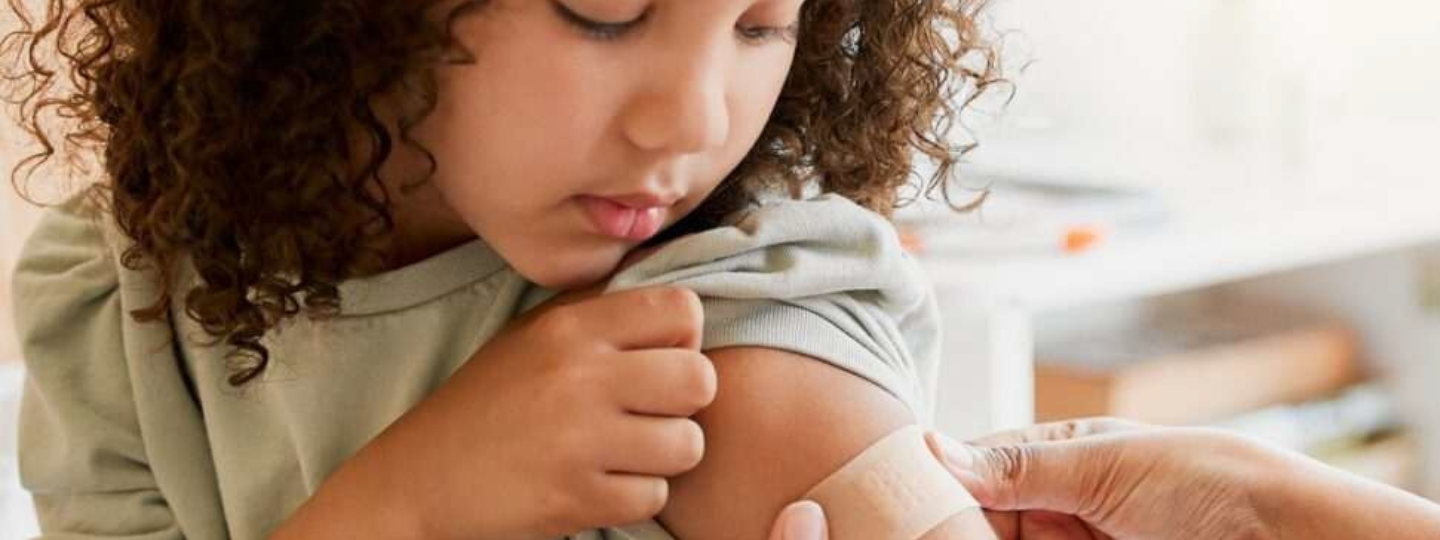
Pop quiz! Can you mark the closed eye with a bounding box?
[736,22,800,45]
[551,0,799,46]
[550,1,649,41]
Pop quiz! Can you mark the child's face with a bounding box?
[402,0,802,288]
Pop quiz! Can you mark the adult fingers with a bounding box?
[966,418,1147,448]
[925,430,1118,516]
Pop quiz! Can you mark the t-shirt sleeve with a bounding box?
[11,196,185,539]
[604,193,943,424]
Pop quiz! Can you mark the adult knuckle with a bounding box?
[989,445,1031,486]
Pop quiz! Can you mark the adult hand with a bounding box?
[923,418,1269,539]
[925,418,1440,540]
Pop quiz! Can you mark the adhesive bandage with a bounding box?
[801,425,980,540]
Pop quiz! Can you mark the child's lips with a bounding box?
[577,195,666,241]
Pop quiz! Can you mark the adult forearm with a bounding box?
[1264,452,1440,540]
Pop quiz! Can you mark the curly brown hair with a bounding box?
[3,0,1001,386]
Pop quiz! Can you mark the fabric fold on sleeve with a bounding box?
[604,193,943,424]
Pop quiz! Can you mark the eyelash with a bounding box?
[736,23,801,45]
[551,1,798,45]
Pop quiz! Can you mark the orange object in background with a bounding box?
[898,227,926,254]
[1063,225,1103,254]
[898,223,1106,257]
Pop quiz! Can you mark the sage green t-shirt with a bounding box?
[12,192,941,540]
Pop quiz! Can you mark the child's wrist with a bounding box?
[266,456,428,540]
[348,430,444,540]
[275,432,436,540]
[344,418,535,540]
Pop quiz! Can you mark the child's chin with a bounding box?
[514,254,623,291]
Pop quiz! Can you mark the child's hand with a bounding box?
[377,285,714,540]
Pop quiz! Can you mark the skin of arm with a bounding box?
[659,346,997,540]
[1261,444,1440,540]
[939,419,1440,540]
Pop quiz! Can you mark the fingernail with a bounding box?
[927,430,974,469]
[782,500,827,540]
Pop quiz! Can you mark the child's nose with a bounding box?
[619,45,732,156]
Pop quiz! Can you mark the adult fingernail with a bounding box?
[782,500,827,540]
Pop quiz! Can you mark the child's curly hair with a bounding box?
[3,0,1000,386]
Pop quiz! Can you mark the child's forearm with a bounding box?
[266,434,429,540]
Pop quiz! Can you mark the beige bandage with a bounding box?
[802,425,980,540]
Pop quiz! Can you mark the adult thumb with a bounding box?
[925,430,1104,517]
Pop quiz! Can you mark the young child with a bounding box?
[4,0,1000,538]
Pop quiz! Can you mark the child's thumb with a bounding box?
[769,500,828,540]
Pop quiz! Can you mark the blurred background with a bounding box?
[3,0,1440,537]
[970,0,1440,185]
[910,0,1440,507]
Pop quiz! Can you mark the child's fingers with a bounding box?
[602,416,707,477]
[586,472,671,529]
[607,349,717,417]
[568,286,704,351]
[770,501,829,540]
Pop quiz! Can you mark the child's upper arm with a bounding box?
[658,345,993,539]
[13,194,204,539]
[602,193,975,538]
